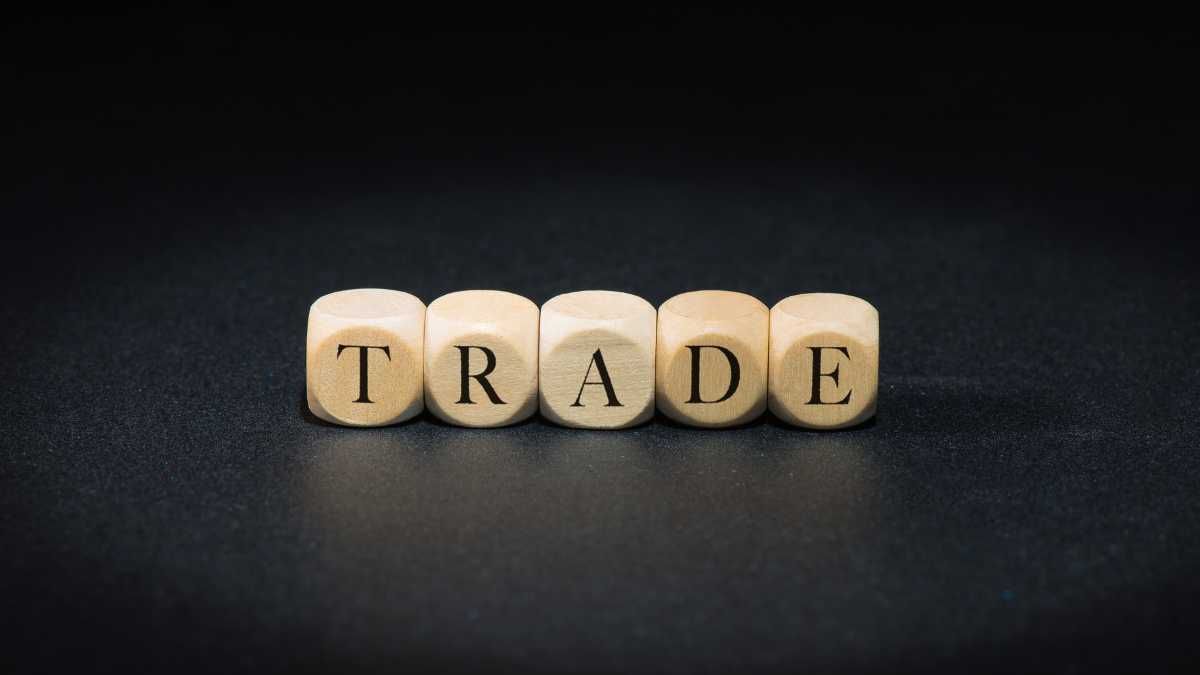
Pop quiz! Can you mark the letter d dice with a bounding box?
[656,290,768,428]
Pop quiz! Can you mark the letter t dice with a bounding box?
[306,288,426,426]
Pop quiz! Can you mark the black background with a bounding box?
[3,9,1198,673]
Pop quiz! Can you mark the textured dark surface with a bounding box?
[3,12,1199,674]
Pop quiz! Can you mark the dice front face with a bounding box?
[539,291,656,429]
[769,293,878,429]
[424,290,539,427]
[306,289,425,427]
[656,290,769,428]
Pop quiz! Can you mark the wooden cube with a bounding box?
[656,290,769,427]
[769,293,878,429]
[539,290,656,429]
[424,290,539,427]
[306,288,426,427]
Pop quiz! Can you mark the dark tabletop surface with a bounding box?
[3,11,1198,674]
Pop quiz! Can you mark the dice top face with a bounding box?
[306,289,425,427]
[539,291,656,429]
[656,290,769,428]
[664,289,766,321]
[424,290,539,427]
[769,293,879,429]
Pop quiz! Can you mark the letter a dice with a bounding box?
[656,290,769,427]
[424,290,539,427]
[769,293,878,429]
[306,289,426,426]
[539,291,656,429]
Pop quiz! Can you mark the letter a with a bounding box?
[571,349,622,407]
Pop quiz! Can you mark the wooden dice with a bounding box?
[306,288,426,426]
[655,290,769,428]
[306,287,878,430]
[769,293,878,429]
[539,291,656,429]
[424,290,540,427]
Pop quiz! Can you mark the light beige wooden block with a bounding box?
[769,293,878,429]
[656,290,769,428]
[424,290,539,427]
[539,290,656,429]
[306,288,426,427]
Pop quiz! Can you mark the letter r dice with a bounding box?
[423,290,540,428]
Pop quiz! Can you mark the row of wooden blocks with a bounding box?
[306,289,878,429]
